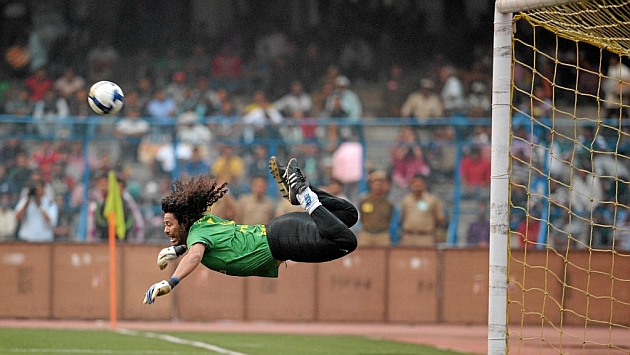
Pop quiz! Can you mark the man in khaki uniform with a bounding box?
[358,170,394,246]
[400,174,445,247]
[235,175,276,225]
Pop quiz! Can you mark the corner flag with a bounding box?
[104,170,126,240]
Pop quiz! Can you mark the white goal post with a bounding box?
[490,0,630,354]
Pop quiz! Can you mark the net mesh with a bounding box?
[506,0,630,353]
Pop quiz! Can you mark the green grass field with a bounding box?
[0,328,470,355]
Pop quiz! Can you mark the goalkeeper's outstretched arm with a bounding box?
[144,243,204,305]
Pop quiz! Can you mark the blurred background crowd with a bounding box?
[0,0,627,250]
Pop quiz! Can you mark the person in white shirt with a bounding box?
[15,181,58,242]
[0,193,17,241]
[603,56,630,119]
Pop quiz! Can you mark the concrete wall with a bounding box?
[1,243,628,325]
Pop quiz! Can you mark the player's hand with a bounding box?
[143,280,172,304]
[157,245,186,270]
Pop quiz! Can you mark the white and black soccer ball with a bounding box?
[88,81,124,115]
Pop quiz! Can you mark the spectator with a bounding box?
[15,180,58,242]
[53,67,86,98]
[357,170,395,247]
[322,178,350,201]
[145,88,177,119]
[4,88,34,117]
[49,160,74,208]
[235,175,276,225]
[208,97,240,141]
[466,201,490,248]
[66,88,91,137]
[0,166,11,197]
[211,43,242,93]
[603,56,630,119]
[31,141,62,184]
[153,140,193,177]
[399,174,446,247]
[182,146,210,178]
[459,145,491,199]
[25,67,53,101]
[177,86,204,116]
[86,39,120,82]
[119,176,145,243]
[439,65,466,117]
[242,90,284,143]
[312,64,340,116]
[324,76,362,121]
[119,90,145,117]
[135,76,155,109]
[245,144,271,179]
[466,80,491,118]
[0,192,17,241]
[389,126,431,203]
[515,214,542,250]
[274,81,314,143]
[211,144,245,194]
[176,111,213,147]
[7,152,32,195]
[115,108,150,163]
[165,71,189,107]
[32,89,69,137]
[381,64,411,118]
[242,56,271,96]
[400,78,444,120]
[145,89,177,137]
[274,81,313,118]
[0,138,26,172]
[192,77,216,111]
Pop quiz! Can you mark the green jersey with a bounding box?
[187,214,279,277]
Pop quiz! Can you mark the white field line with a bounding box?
[6,350,180,354]
[117,328,252,355]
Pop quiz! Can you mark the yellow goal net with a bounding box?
[490,1,630,354]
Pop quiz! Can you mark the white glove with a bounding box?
[157,245,187,270]
[143,280,173,304]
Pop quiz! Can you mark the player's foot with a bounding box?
[269,156,289,201]
[284,158,309,206]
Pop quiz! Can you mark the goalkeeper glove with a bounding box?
[157,245,187,270]
[143,277,179,305]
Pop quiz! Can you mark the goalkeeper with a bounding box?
[143,157,358,304]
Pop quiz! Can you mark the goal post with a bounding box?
[490,1,630,354]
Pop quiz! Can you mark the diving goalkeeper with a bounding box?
[143,157,358,304]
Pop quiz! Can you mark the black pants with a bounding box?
[266,187,358,263]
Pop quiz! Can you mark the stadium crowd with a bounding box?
[1,6,628,251]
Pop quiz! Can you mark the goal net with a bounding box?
[490,1,630,354]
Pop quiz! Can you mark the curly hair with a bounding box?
[161,175,229,231]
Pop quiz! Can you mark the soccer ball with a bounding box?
[88,81,124,115]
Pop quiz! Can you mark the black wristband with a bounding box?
[168,276,180,288]
[174,245,187,256]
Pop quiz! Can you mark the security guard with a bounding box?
[400,174,445,247]
[357,170,394,246]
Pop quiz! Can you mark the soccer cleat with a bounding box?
[284,158,310,205]
[269,156,289,201]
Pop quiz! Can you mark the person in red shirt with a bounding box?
[32,141,62,183]
[211,43,242,93]
[25,67,53,101]
[459,144,491,199]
